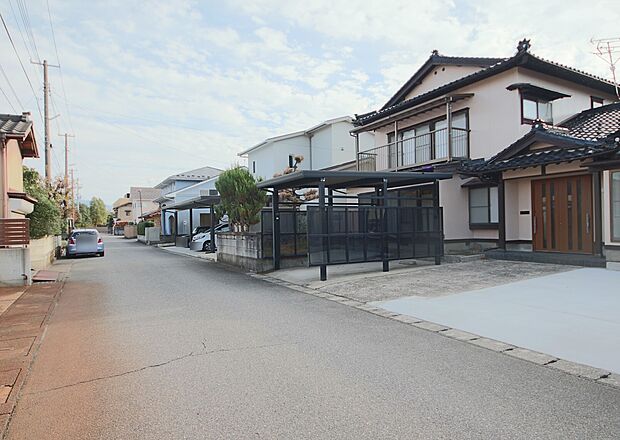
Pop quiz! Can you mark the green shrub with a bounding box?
[137,221,154,235]
[215,166,267,232]
[23,167,62,239]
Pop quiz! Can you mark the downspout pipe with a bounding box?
[0,134,9,218]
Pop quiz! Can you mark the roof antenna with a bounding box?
[591,37,620,100]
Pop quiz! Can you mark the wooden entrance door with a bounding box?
[531,175,593,254]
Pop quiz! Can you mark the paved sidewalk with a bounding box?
[157,244,217,262]
[0,276,66,435]
[376,268,620,375]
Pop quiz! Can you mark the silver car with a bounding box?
[189,223,229,251]
[66,229,105,257]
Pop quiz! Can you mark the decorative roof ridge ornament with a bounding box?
[517,38,531,53]
[431,49,439,56]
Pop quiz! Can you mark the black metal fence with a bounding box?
[306,205,443,266]
[261,209,307,259]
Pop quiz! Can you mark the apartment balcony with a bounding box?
[358,127,469,172]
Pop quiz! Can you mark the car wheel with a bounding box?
[98,252,105,257]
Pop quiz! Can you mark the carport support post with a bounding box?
[433,180,441,265]
[319,179,327,281]
[173,210,178,242]
[498,176,506,251]
[593,171,603,256]
[382,178,389,272]
[272,191,280,271]
[188,208,193,247]
[209,204,215,254]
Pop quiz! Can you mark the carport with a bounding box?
[160,192,220,250]
[257,170,451,280]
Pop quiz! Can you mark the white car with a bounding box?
[189,223,230,251]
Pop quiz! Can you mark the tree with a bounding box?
[23,167,62,239]
[89,197,108,226]
[215,166,267,232]
[77,203,92,227]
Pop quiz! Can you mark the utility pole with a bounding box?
[70,168,75,222]
[59,133,74,214]
[31,59,59,184]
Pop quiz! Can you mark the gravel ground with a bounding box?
[318,259,574,302]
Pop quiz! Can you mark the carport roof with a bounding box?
[257,170,451,190]
[161,194,220,210]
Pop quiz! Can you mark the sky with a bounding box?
[0,0,617,205]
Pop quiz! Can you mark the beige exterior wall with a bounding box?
[7,139,25,192]
[404,65,486,99]
[114,202,133,223]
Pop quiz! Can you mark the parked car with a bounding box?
[66,229,105,258]
[189,223,230,252]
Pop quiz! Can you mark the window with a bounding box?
[591,96,604,109]
[288,155,295,168]
[469,186,499,227]
[612,172,620,241]
[252,161,256,174]
[522,97,553,123]
[387,110,469,167]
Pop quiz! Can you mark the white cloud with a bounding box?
[0,0,615,204]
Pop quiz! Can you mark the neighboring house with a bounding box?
[129,186,161,223]
[351,39,619,264]
[112,195,133,223]
[238,116,374,180]
[0,113,38,220]
[1,113,39,285]
[154,166,222,236]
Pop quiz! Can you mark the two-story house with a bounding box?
[351,40,619,265]
[129,186,161,223]
[238,116,374,180]
[1,113,39,285]
[154,165,222,236]
[112,194,133,223]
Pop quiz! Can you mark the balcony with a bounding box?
[358,127,469,172]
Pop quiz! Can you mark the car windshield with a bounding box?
[72,231,97,237]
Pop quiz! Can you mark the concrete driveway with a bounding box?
[376,268,620,374]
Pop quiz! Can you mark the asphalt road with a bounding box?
[6,236,620,439]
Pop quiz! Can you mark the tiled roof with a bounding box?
[463,144,615,173]
[355,45,616,127]
[0,114,32,137]
[129,187,162,201]
[462,103,620,173]
[557,102,620,141]
[381,53,504,109]
[155,165,223,188]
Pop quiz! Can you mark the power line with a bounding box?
[0,11,43,119]
[0,61,25,108]
[15,0,40,63]
[46,0,75,135]
[0,84,17,112]
[7,0,35,64]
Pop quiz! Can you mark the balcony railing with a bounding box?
[0,218,30,246]
[358,127,469,172]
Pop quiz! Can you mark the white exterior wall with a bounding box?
[310,125,333,170]
[247,120,371,178]
[248,134,310,181]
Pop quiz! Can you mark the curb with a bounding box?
[251,273,620,391]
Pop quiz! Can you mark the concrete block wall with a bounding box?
[0,248,31,286]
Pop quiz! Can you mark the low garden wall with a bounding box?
[30,235,61,270]
[124,225,137,239]
[217,232,306,273]
[0,247,30,286]
[144,226,160,244]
